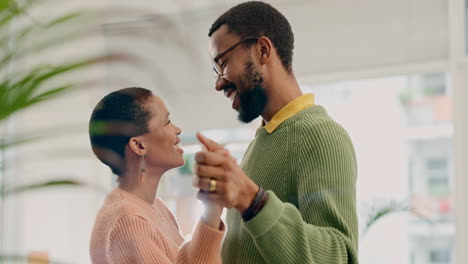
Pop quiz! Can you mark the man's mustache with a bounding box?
[222,82,237,92]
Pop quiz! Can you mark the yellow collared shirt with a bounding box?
[263,93,315,133]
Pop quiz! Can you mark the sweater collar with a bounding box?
[263,93,315,133]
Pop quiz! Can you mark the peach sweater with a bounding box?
[90,188,224,264]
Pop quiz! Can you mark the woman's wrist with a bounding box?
[201,203,223,229]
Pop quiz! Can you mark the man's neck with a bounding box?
[262,77,303,122]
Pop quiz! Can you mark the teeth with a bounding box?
[224,89,236,100]
[229,90,236,101]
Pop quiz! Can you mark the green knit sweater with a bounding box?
[221,105,358,264]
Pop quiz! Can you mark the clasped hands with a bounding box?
[192,133,259,214]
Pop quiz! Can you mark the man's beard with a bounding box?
[237,61,268,123]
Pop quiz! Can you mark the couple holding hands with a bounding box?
[89,2,358,264]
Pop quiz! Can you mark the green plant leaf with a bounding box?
[0,136,42,150]
[363,200,434,234]
[0,0,35,28]
[363,201,410,234]
[0,0,10,11]
[28,84,73,103]
[44,10,87,28]
[0,20,40,49]
[2,179,85,197]
[2,179,109,197]
[0,83,75,121]
[0,54,128,121]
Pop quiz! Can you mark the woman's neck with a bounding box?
[118,167,164,205]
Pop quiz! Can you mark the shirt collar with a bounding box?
[263,93,315,133]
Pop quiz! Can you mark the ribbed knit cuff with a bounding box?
[243,190,284,238]
[189,219,225,261]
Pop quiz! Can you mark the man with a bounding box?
[193,1,358,263]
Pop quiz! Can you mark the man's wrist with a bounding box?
[241,187,268,222]
[236,181,259,214]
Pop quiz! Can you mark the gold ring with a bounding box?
[209,179,216,192]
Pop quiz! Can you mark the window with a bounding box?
[426,157,449,196]
[403,74,452,127]
[429,249,451,264]
[422,73,446,96]
[301,73,454,264]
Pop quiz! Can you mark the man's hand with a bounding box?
[192,133,259,214]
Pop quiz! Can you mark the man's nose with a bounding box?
[215,76,228,92]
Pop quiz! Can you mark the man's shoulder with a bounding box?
[290,105,340,131]
[287,106,353,151]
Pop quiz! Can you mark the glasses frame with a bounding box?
[212,37,260,79]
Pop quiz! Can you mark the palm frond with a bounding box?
[363,200,434,234]
[0,0,140,200]
[0,135,41,149]
[0,0,9,11]
[44,11,85,28]
[2,179,87,197]
[0,54,133,121]
[0,0,140,124]
[0,0,35,28]
[363,200,410,234]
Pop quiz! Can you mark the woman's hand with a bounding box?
[201,200,223,229]
[193,136,227,230]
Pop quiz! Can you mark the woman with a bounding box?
[89,87,224,264]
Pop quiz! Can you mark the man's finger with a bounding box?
[196,133,224,152]
[192,177,226,193]
[195,151,226,166]
[193,164,226,179]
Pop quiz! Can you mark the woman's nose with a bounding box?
[175,125,181,135]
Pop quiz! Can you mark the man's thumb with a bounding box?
[196,132,223,152]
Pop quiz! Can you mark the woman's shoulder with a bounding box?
[94,189,152,229]
[90,190,166,262]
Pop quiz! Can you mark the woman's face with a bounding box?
[141,96,184,170]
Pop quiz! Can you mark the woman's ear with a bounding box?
[128,137,146,156]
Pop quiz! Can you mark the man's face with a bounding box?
[209,25,268,123]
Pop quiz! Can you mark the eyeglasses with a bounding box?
[212,37,260,79]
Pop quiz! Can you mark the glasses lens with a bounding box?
[212,60,222,79]
[212,67,219,79]
[213,60,222,72]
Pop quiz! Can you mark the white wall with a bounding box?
[101,0,450,132]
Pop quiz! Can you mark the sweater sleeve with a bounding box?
[107,215,224,264]
[242,120,359,264]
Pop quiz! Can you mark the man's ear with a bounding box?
[257,36,273,65]
[128,137,146,156]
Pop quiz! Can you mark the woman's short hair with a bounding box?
[89,87,153,176]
